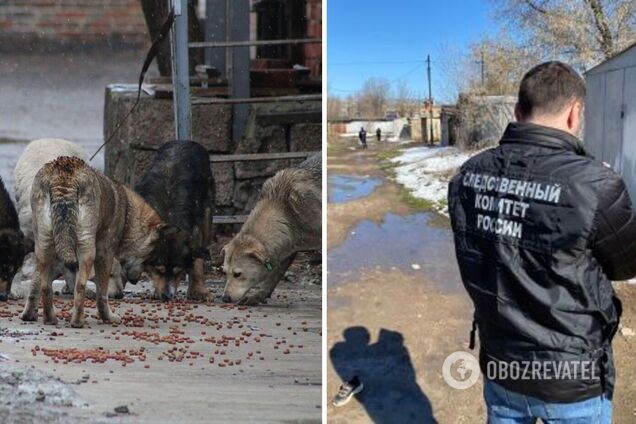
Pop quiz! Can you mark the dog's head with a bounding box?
[0,230,26,301]
[144,224,193,301]
[221,234,273,304]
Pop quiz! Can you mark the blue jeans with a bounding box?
[484,379,612,423]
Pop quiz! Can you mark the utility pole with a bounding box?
[476,49,485,86]
[481,50,485,86]
[426,54,434,145]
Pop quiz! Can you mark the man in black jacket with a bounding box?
[358,127,367,149]
[448,61,636,423]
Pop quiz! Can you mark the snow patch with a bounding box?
[391,146,480,215]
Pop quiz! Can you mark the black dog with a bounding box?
[0,177,26,301]
[136,140,214,301]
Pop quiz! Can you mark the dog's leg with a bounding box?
[187,257,210,301]
[107,260,125,300]
[70,255,94,328]
[41,264,58,325]
[20,251,51,322]
[95,254,121,324]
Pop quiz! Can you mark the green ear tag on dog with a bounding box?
[265,261,273,272]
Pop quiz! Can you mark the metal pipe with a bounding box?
[209,151,319,162]
[192,94,322,105]
[170,0,192,140]
[189,38,322,48]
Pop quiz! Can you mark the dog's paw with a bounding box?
[239,292,268,306]
[61,284,73,296]
[108,289,124,300]
[44,316,58,326]
[105,313,121,325]
[187,288,212,302]
[70,312,85,328]
[85,289,96,300]
[20,309,38,322]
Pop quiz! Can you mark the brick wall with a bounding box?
[304,0,321,77]
[0,0,148,44]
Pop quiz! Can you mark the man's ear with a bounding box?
[567,100,583,134]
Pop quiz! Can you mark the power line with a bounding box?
[329,63,425,94]
[329,59,426,66]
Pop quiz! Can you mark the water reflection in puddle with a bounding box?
[328,213,463,293]
[328,175,382,203]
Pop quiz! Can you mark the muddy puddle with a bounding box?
[328,174,382,203]
[328,212,463,293]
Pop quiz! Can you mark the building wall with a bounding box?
[304,0,321,77]
[584,45,636,199]
[0,0,147,44]
[104,86,321,216]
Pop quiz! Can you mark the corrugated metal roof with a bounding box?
[585,41,636,75]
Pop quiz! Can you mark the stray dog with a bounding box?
[14,138,126,298]
[21,156,169,328]
[222,154,321,305]
[0,177,27,301]
[135,140,214,301]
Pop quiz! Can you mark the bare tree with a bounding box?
[356,78,391,118]
[494,0,636,66]
[327,95,344,121]
[394,80,417,117]
[468,35,542,95]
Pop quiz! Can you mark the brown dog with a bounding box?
[222,154,321,305]
[21,156,170,328]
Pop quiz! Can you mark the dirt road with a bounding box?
[326,137,636,423]
[0,252,322,423]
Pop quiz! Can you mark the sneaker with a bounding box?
[332,376,364,407]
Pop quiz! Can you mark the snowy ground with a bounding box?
[391,146,479,215]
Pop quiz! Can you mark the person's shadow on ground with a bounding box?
[330,326,437,423]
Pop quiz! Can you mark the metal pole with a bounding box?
[170,0,192,140]
[191,94,322,105]
[427,54,434,145]
[190,38,322,48]
[480,50,485,86]
[230,0,250,143]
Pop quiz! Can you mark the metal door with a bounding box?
[603,69,624,171]
[621,66,636,199]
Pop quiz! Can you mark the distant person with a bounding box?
[376,127,382,142]
[448,61,636,423]
[358,127,367,149]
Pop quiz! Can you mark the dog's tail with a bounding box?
[47,159,83,273]
[51,193,79,272]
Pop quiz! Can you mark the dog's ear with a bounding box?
[243,238,269,266]
[221,245,230,272]
[157,223,181,239]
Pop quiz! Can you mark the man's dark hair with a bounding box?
[517,61,585,119]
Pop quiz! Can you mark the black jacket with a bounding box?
[448,122,636,403]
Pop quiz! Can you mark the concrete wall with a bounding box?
[584,45,636,199]
[344,120,394,136]
[104,85,321,216]
[0,0,147,44]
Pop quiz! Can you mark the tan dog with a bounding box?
[21,157,168,328]
[14,138,125,298]
[222,154,321,305]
